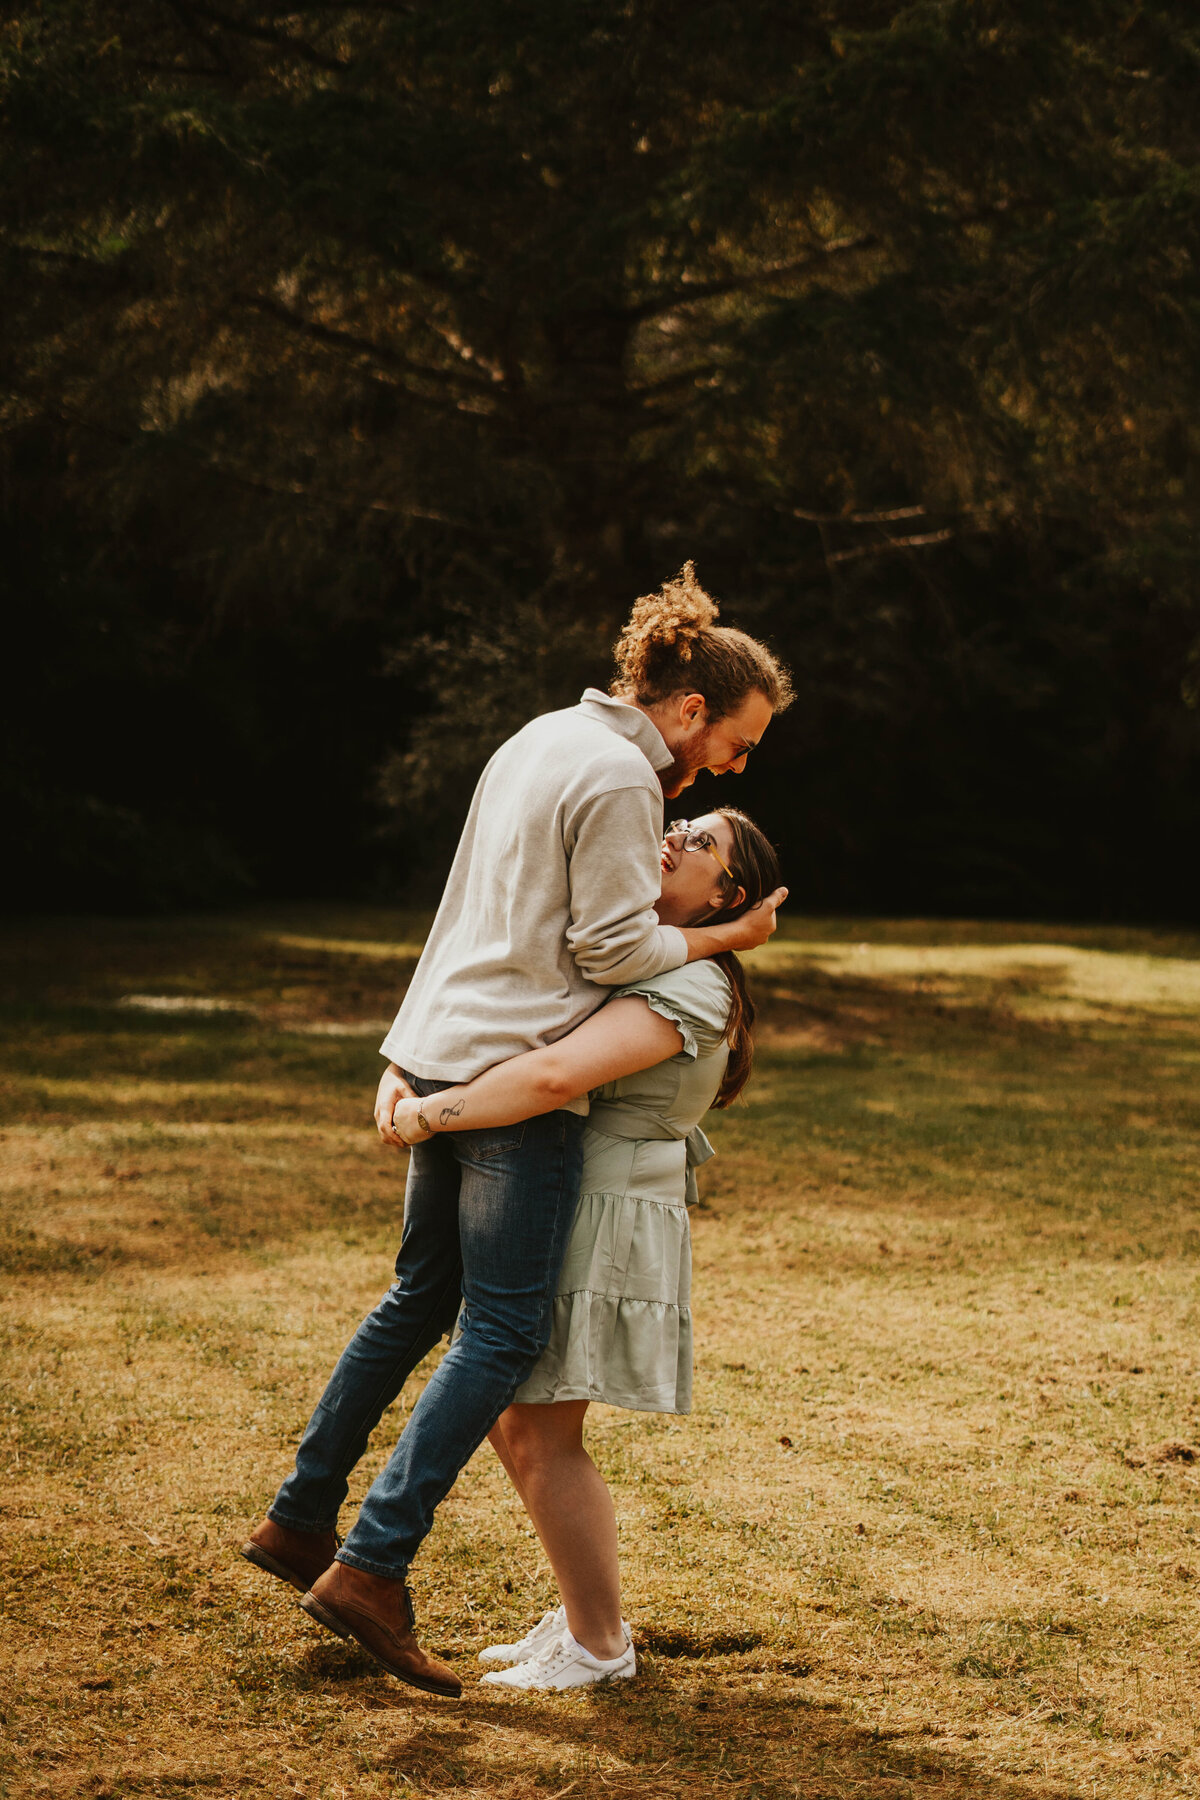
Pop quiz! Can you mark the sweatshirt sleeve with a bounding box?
[563,785,689,986]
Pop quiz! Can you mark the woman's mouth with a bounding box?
[660,849,676,874]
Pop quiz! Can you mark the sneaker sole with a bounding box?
[299,1592,461,1699]
[240,1542,310,1594]
[483,1668,636,1691]
[478,1646,546,1666]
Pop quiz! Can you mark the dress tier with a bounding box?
[513,959,733,1415]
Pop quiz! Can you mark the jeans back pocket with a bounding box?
[458,1122,527,1163]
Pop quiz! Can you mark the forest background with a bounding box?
[3,1,1199,922]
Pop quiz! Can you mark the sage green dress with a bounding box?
[513,959,733,1415]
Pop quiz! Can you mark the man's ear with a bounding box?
[678,691,707,728]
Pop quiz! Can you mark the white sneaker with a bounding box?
[480,1628,636,1691]
[478,1607,566,1666]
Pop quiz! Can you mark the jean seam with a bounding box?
[336,1547,411,1579]
[492,1112,571,1411]
[280,1265,463,1529]
[268,1503,336,1534]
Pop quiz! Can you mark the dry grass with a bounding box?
[3,906,1200,1799]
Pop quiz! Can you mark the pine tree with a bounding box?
[3,3,1198,906]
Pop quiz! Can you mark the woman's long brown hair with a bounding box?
[699,807,782,1107]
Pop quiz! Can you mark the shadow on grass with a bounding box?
[247,1636,1069,1800]
[7,936,1200,1278]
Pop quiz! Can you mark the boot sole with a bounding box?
[299,1592,461,1698]
[240,1542,311,1594]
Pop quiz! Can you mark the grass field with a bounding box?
[3,907,1200,1800]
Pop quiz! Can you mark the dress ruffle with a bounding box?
[614,962,731,1063]
[512,1179,693,1413]
[636,989,701,1061]
[515,1291,692,1413]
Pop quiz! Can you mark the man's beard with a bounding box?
[659,727,716,799]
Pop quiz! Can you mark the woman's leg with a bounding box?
[487,1415,530,1510]
[490,1400,625,1661]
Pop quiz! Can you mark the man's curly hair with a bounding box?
[611,563,793,717]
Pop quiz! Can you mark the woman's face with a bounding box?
[655,811,741,926]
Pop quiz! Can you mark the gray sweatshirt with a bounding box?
[380,689,689,1107]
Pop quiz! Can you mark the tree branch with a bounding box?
[825,529,954,565]
[402,306,508,386]
[168,0,345,70]
[627,199,1042,327]
[632,364,721,399]
[236,293,501,397]
[625,234,877,323]
[195,460,479,527]
[794,504,927,525]
[48,404,486,529]
[134,58,236,80]
[233,1,414,10]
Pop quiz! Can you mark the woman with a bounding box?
[391,807,781,1690]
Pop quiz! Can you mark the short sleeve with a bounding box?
[612,960,733,1062]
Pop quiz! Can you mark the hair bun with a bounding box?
[614,562,719,674]
[610,563,792,714]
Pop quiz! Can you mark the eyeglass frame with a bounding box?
[664,818,736,885]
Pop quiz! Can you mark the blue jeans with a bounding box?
[269,1077,585,1578]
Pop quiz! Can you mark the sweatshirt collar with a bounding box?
[577,687,674,775]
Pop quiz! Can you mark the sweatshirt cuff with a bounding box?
[654,924,689,973]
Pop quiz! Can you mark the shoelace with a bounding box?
[524,1640,574,1679]
[543,1634,622,1673]
[516,1608,563,1650]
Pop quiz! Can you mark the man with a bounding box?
[243,566,792,1694]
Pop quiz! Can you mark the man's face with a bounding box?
[657,690,774,800]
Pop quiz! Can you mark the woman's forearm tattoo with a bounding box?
[439,1098,465,1127]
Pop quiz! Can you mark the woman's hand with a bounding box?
[374,1064,430,1148]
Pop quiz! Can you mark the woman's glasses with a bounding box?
[665,820,735,884]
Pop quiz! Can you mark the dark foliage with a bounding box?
[2,2,1198,915]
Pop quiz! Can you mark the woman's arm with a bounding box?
[376,997,684,1148]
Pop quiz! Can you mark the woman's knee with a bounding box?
[498,1415,545,1480]
[501,1403,586,1479]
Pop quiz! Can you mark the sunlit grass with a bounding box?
[752,926,1200,1020]
[2,908,1199,1798]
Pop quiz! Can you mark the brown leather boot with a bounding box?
[241,1517,339,1594]
[301,1560,461,1698]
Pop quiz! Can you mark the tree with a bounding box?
[3,2,1198,910]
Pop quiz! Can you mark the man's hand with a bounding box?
[392,1098,434,1146]
[375,1063,421,1148]
[722,884,788,952]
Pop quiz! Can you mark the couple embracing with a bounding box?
[243,566,792,1694]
